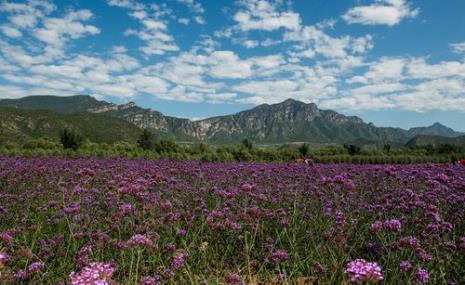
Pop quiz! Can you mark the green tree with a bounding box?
[59,128,83,151]
[298,143,310,158]
[241,139,253,150]
[383,144,391,154]
[344,144,361,156]
[137,129,154,150]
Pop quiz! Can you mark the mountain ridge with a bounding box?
[0,95,463,144]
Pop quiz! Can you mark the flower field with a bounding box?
[0,157,464,284]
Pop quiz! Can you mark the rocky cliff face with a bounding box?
[2,95,462,144]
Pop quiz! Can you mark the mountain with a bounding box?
[0,95,112,114]
[0,107,142,143]
[1,95,463,145]
[182,99,408,144]
[406,134,465,147]
[406,122,463,138]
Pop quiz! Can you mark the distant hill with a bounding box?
[0,107,141,143]
[1,95,463,145]
[0,95,111,114]
[406,134,465,147]
[406,122,462,138]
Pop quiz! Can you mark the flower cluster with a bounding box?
[0,251,10,267]
[69,262,116,285]
[171,251,189,270]
[345,259,383,283]
[384,219,402,233]
[270,249,290,264]
[126,234,155,249]
[415,267,429,284]
[28,261,45,273]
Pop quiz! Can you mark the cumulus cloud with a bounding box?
[342,0,419,26]
[232,0,300,32]
[1,0,465,114]
[34,10,100,53]
[107,0,179,56]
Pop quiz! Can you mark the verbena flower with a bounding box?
[345,259,383,283]
[69,262,115,285]
[415,267,429,284]
[384,219,402,232]
[28,261,45,273]
[226,273,245,285]
[271,249,290,264]
[399,260,413,271]
[171,251,188,270]
[370,221,383,232]
[127,234,155,249]
[140,275,161,285]
[0,251,10,266]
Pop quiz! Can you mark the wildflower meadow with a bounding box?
[0,157,464,284]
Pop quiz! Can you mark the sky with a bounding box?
[0,0,465,131]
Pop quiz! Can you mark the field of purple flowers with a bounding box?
[0,157,464,284]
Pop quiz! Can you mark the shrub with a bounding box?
[137,129,154,150]
[59,129,83,151]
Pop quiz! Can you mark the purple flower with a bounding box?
[417,248,432,263]
[162,267,174,279]
[384,219,402,232]
[28,261,45,273]
[0,232,14,246]
[0,251,10,266]
[399,236,420,248]
[127,234,155,249]
[370,221,383,232]
[171,251,188,270]
[140,275,162,285]
[165,243,177,253]
[399,260,413,271]
[459,237,465,250]
[415,267,429,284]
[14,270,27,280]
[69,262,115,285]
[226,273,245,285]
[271,249,290,264]
[240,183,253,192]
[176,229,187,237]
[345,259,383,283]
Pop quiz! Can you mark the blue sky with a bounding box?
[1,0,465,131]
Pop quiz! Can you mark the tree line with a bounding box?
[0,128,464,164]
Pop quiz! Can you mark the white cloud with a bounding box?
[392,78,465,111]
[284,25,374,59]
[1,0,465,115]
[450,41,465,54]
[407,58,465,79]
[233,0,300,32]
[108,0,179,56]
[208,51,252,79]
[176,0,205,14]
[0,25,22,37]
[321,94,396,111]
[348,57,405,83]
[0,0,56,31]
[34,10,100,52]
[206,92,237,104]
[178,18,190,25]
[342,0,419,26]
[241,40,259,49]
